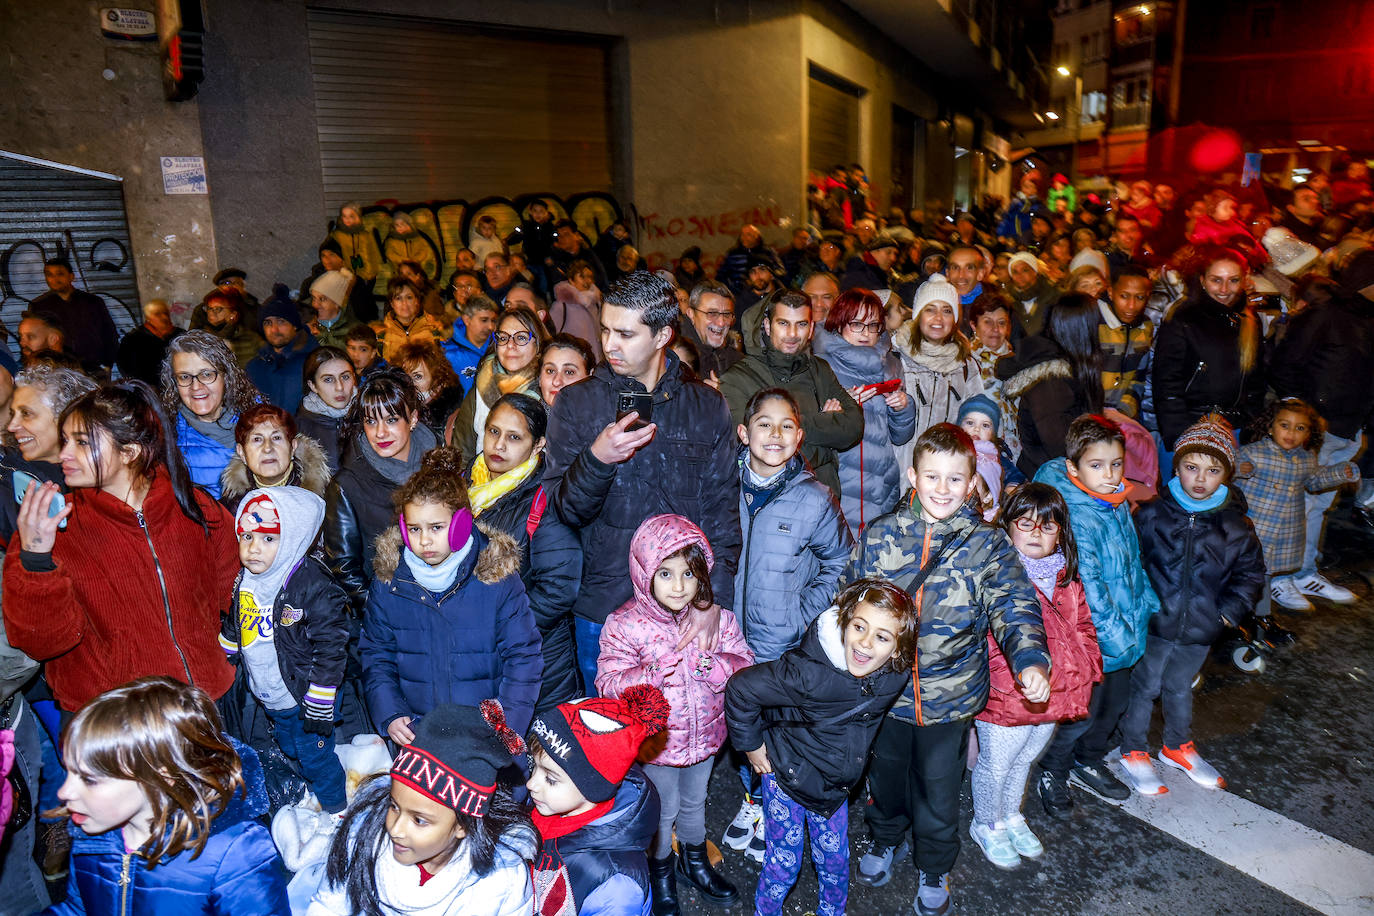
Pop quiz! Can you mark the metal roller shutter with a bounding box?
[307,10,615,213]
[808,65,864,174]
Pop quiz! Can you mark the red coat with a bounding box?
[978,577,1101,726]
[3,474,238,712]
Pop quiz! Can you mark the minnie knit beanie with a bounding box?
[1172,413,1237,478]
[390,700,525,817]
[912,273,960,322]
[529,685,669,803]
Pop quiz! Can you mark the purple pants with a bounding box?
[755,773,850,916]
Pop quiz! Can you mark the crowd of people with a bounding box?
[0,156,1372,916]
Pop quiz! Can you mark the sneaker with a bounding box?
[1068,761,1131,802]
[969,821,1020,870]
[1001,814,1044,858]
[1036,770,1074,820]
[1253,615,1296,648]
[1119,751,1168,796]
[744,819,766,864]
[1270,578,1314,612]
[914,870,951,916]
[1292,573,1356,605]
[856,839,908,887]
[1161,742,1227,789]
[722,798,760,851]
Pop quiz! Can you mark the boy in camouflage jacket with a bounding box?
[848,424,1049,916]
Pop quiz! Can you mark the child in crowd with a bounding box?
[1121,416,1265,794]
[1033,415,1160,813]
[596,514,754,911]
[970,484,1101,869]
[360,447,543,746]
[725,579,917,916]
[1098,265,1155,419]
[956,394,1006,521]
[344,324,386,377]
[298,702,538,916]
[526,686,669,916]
[49,676,288,915]
[1236,398,1361,624]
[724,388,853,864]
[849,424,1050,916]
[222,486,350,815]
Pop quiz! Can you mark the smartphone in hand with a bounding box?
[13,470,67,530]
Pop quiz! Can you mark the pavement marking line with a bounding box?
[1107,758,1374,916]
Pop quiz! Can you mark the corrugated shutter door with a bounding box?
[0,154,141,354]
[809,73,861,174]
[307,10,614,213]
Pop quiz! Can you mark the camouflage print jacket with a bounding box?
[846,496,1050,725]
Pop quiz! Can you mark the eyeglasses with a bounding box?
[1012,517,1060,535]
[174,369,220,388]
[846,320,883,334]
[495,331,535,346]
[693,307,735,322]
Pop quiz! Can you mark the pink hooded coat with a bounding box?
[595,514,754,767]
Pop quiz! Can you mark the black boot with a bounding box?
[648,854,681,916]
[675,842,739,907]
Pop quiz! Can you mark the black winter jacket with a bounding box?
[1269,296,1374,440]
[725,609,907,816]
[1133,485,1265,646]
[475,458,583,711]
[295,409,344,475]
[222,556,351,701]
[544,351,741,623]
[323,444,400,612]
[997,335,1098,478]
[1151,295,1267,447]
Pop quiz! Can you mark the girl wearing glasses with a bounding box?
[161,330,266,499]
[448,306,549,472]
[969,482,1099,870]
[812,288,915,539]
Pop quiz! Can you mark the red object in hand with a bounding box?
[860,378,903,395]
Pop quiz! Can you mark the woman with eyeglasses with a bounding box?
[813,288,916,539]
[372,276,447,364]
[160,331,266,499]
[446,306,549,471]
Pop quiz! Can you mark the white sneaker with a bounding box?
[1161,742,1226,789]
[969,821,1020,870]
[1119,751,1168,796]
[1270,578,1315,612]
[722,799,761,851]
[744,818,766,864]
[1001,814,1043,858]
[1292,573,1356,605]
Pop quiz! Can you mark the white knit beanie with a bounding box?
[1069,247,1109,279]
[310,269,352,308]
[1008,251,1041,276]
[913,273,960,321]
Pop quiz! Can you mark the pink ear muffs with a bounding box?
[399,508,475,553]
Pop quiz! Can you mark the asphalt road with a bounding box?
[682,500,1374,916]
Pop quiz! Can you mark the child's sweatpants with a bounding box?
[756,774,849,916]
[971,720,1056,827]
[1119,636,1210,753]
[1039,666,1133,778]
[864,715,971,877]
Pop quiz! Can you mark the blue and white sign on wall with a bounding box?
[160,156,207,195]
[100,8,157,40]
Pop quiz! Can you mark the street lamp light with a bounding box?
[1045,110,1060,120]
[1055,66,1083,180]
[1057,65,1071,77]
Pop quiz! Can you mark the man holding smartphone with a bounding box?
[544,272,742,694]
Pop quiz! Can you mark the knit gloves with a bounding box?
[300,684,338,737]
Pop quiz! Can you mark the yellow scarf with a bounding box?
[467,452,541,516]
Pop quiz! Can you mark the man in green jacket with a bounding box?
[718,291,863,500]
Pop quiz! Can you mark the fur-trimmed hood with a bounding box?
[219,434,331,506]
[370,521,521,585]
[995,335,1072,400]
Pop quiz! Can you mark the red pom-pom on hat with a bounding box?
[621,684,669,737]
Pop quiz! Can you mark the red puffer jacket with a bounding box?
[2,473,238,712]
[978,577,1101,726]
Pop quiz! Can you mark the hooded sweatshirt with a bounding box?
[234,486,325,710]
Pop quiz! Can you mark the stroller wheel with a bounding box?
[1232,643,1266,674]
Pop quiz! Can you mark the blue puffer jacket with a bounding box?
[175,410,238,500]
[44,740,287,916]
[441,321,489,390]
[360,525,543,738]
[814,327,917,539]
[735,452,854,662]
[1034,459,1160,672]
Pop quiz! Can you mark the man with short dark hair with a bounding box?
[719,291,862,498]
[1106,214,1150,275]
[247,286,318,412]
[549,219,610,291]
[544,272,741,693]
[841,237,899,292]
[441,295,498,386]
[28,258,119,372]
[17,310,67,367]
[1280,186,1325,247]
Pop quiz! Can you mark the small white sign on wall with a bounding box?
[161,156,207,194]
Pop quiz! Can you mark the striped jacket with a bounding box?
[1097,300,1154,419]
[1234,437,1358,574]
